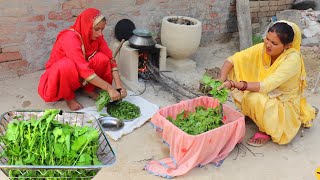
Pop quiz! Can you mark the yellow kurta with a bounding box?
[227,21,315,144]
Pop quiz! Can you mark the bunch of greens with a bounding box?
[96,91,110,112]
[167,106,223,135]
[107,101,141,120]
[252,34,264,45]
[201,74,229,103]
[0,109,101,179]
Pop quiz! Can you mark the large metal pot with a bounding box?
[128,29,156,50]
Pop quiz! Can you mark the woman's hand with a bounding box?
[216,77,225,83]
[107,88,121,101]
[217,80,233,90]
[119,87,127,98]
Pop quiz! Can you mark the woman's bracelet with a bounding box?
[225,79,247,91]
[112,68,118,72]
[230,80,235,90]
[239,81,248,91]
[226,80,235,90]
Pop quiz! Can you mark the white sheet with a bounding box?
[78,91,159,141]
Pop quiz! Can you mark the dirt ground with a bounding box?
[0,39,319,180]
[301,46,320,93]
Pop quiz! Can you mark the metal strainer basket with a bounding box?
[0,110,116,179]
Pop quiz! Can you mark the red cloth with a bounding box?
[38,8,115,102]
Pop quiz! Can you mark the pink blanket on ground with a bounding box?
[144,96,245,178]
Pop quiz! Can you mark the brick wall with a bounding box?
[250,0,295,33]
[0,0,237,78]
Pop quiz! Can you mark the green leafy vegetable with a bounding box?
[107,101,141,120]
[96,91,110,112]
[200,74,229,103]
[0,109,101,179]
[100,113,108,117]
[252,34,263,45]
[167,105,223,135]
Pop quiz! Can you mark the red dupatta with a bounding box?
[38,8,116,102]
[68,8,101,58]
[53,8,103,60]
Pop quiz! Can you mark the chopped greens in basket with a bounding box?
[167,105,223,135]
[96,90,110,112]
[0,109,101,179]
[107,101,141,120]
[200,74,229,103]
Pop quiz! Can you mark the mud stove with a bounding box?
[117,41,167,91]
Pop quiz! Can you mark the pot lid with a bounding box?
[114,19,136,41]
[133,29,153,37]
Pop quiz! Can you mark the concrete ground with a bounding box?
[0,39,319,180]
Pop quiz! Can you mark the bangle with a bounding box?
[239,81,247,91]
[231,80,235,90]
[112,68,118,72]
[227,80,235,90]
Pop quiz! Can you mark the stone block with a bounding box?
[268,11,276,16]
[22,15,46,22]
[277,5,287,10]
[1,45,23,53]
[1,8,29,17]
[252,23,261,29]
[302,37,320,46]
[269,1,278,6]
[258,11,268,17]
[0,52,23,63]
[0,59,29,71]
[251,12,258,18]
[276,10,305,29]
[270,6,278,11]
[303,25,320,38]
[250,1,260,8]
[260,6,270,12]
[0,25,16,35]
[0,34,26,44]
[0,17,19,25]
[278,1,287,5]
[250,7,260,13]
[62,0,87,10]
[286,0,295,5]
[260,1,269,6]
[252,17,259,23]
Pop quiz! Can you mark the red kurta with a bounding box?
[38,8,116,102]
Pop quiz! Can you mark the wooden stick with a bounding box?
[113,39,125,58]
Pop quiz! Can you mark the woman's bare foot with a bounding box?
[66,99,83,111]
[83,91,99,100]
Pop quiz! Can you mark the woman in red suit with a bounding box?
[38,8,127,110]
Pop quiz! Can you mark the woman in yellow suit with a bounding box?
[218,21,317,146]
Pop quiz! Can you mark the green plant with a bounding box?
[0,109,101,179]
[96,91,110,112]
[200,74,229,103]
[107,101,141,120]
[167,106,223,135]
[252,34,264,45]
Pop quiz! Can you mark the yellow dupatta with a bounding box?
[229,20,315,127]
[280,21,315,126]
[262,20,314,126]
